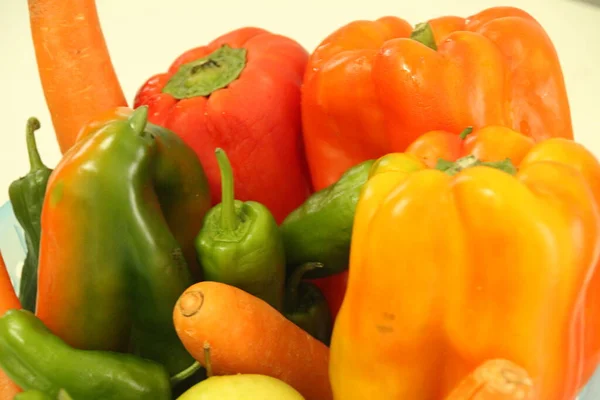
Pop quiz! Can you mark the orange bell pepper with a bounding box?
[302,6,573,191]
[329,126,600,400]
[0,252,22,398]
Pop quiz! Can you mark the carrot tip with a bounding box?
[179,290,204,317]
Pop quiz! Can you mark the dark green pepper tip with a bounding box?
[284,262,333,345]
[129,106,150,135]
[170,361,203,387]
[214,148,238,231]
[285,262,324,311]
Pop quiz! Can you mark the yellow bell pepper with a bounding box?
[329,126,600,400]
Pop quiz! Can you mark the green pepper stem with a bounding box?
[25,117,45,171]
[215,148,238,231]
[459,127,474,140]
[203,341,214,378]
[170,361,203,387]
[286,262,324,310]
[129,106,149,136]
[410,22,437,50]
[435,155,517,176]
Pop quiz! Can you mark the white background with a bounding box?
[0,0,599,203]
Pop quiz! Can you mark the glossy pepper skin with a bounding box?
[195,149,285,310]
[8,118,52,312]
[281,160,374,280]
[330,127,600,400]
[134,27,312,223]
[0,309,173,399]
[35,107,211,376]
[14,390,72,400]
[302,6,573,191]
[284,263,333,345]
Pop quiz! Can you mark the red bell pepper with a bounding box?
[134,28,312,223]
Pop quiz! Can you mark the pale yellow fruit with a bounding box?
[177,374,306,400]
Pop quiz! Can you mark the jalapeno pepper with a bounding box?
[280,159,374,279]
[0,309,201,400]
[284,263,332,345]
[194,148,286,311]
[8,118,52,312]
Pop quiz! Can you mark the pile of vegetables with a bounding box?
[0,1,599,399]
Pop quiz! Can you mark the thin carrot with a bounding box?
[445,359,534,400]
[173,281,333,400]
[28,0,127,154]
[0,252,22,398]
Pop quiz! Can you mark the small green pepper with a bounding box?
[0,309,201,400]
[284,262,332,345]
[194,148,286,311]
[8,117,52,312]
[280,159,374,279]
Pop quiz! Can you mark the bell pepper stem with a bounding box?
[286,262,324,310]
[203,341,214,378]
[170,361,202,387]
[436,155,517,176]
[459,127,474,140]
[25,117,45,171]
[215,148,238,232]
[129,106,149,136]
[410,22,437,50]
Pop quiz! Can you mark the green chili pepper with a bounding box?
[0,309,201,400]
[284,262,332,345]
[280,159,374,279]
[8,117,52,312]
[194,148,286,311]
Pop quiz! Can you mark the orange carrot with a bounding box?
[173,281,333,400]
[0,252,22,398]
[445,359,534,400]
[28,0,127,154]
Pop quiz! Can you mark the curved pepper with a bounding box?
[302,6,573,190]
[8,118,52,312]
[0,309,200,399]
[134,27,312,223]
[35,107,211,377]
[194,149,285,310]
[330,127,600,400]
[284,263,333,345]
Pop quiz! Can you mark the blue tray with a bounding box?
[1,201,599,398]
